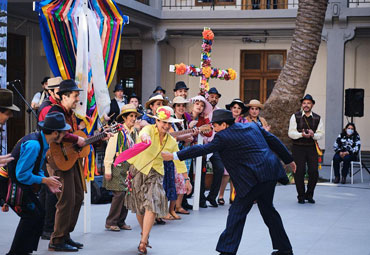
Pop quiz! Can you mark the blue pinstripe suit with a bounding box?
[177,122,293,254]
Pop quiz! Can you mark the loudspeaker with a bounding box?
[345,88,364,117]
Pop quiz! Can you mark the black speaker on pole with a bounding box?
[345,88,364,117]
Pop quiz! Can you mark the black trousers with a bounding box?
[333,152,357,178]
[208,152,225,200]
[8,188,44,254]
[292,144,318,199]
[216,181,292,254]
[39,184,57,233]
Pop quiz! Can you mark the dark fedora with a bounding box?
[211,109,235,123]
[41,76,50,85]
[153,85,166,94]
[208,87,221,98]
[38,112,71,131]
[0,88,20,112]
[173,81,189,92]
[300,94,315,104]
[225,99,248,114]
[113,83,124,92]
[129,92,140,101]
[57,79,83,95]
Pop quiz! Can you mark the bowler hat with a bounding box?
[113,83,124,92]
[41,76,50,85]
[208,87,221,98]
[38,112,71,131]
[0,88,20,112]
[57,79,83,95]
[226,99,248,114]
[173,81,189,92]
[153,86,166,94]
[211,109,235,123]
[300,94,315,104]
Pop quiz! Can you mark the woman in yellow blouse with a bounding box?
[125,106,192,255]
[103,104,141,231]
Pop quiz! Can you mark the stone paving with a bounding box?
[1,165,369,255]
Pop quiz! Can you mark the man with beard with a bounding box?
[288,94,324,204]
[173,81,189,99]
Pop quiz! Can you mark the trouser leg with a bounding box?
[306,146,318,199]
[333,153,342,178]
[208,153,224,200]
[292,145,306,200]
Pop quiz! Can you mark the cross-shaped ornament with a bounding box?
[169,27,237,96]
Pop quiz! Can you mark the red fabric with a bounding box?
[113,141,151,167]
[38,96,60,122]
[196,116,213,137]
[62,133,79,144]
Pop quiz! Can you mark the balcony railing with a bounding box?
[348,0,370,7]
[136,0,150,5]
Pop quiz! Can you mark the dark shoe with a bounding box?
[182,202,193,210]
[334,177,340,184]
[306,198,315,204]
[41,231,52,240]
[206,197,218,207]
[341,177,346,184]
[65,238,83,249]
[229,198,233,204]
[48,243,78,252]
[155,218,166,225]
[199,201,208,208]
[217,198,225,205]
[271,250,293,255]
[298,198,305,204]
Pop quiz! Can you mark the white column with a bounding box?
[192,134,203,211]
[83,181,91,233]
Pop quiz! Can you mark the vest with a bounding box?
[293,111,320,146]
[7,132,44,187]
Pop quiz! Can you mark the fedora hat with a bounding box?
[246,99,264,109]
[145,93,169,109]
[225,98,248,114]
[57,79,83,95]
[46,77,63,89]
[208,87,221,98]
[38,112,71,131]
[129,92,140,101]
[173,81,189,92]
[41,76,50,85]
[300,94,315,104]
[190,95,213,116]
[171,96,189,106]
[152,106,182,123]
[211,109,235,123]
[0,89,20,112]
[113,83,124,92]
[153,85,166,94]
[116,104,142,121]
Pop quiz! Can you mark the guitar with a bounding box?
[47,123,119,171]
[169,124,212,137]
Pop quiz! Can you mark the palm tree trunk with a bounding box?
[262,0,328,147]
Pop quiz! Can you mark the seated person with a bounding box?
[332,122,361,184]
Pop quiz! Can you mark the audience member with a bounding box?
[31,77,50,110]
[108,83,127,124]
[245,99,270,131]
[173,81,189,99]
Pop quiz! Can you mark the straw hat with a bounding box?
[246,99,264,109]
[145,93,169,109]
[225,98,248,114]
[47,77,63,89]
[152,106,183,123]
[171,96,189,106]
[116,104,142,121]
[190,95,213,116]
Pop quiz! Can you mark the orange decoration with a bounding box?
[202,66,212,78]
[175,63,187,75]
[202,29,214,41]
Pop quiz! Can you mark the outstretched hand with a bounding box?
[161,151,174,161]
[0,154,14,167]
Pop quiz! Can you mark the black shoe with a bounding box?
[155,218,166,225]
[182,203,193,210]
[306,198,315,204]
[206,197,218,207]
[341,177,346,184]
[48,243,78,252]
[65,238,83,249]
[334,177,340,184]
[199,201,208,208]
[298,198,305,204]
[41,231,52,240]
[271,250,293,255]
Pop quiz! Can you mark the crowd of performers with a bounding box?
[0,77,361,255]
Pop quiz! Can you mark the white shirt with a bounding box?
[115,97,126,111]
[288,111,324,140]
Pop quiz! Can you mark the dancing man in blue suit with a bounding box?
[162,109,296,255]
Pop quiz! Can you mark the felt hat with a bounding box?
[38,112,71,131]
[113,83,124,92]
[300,94,315,104]
[153,85,166,94]
[129,92,140,101]
[173,81,189,92]
[152,106,182,123]
[41,76,50,85]
[208,87,221,98]
[57,79,83,95]
[246,99,264,109]
[145,93,169,109]
[116,104,142,120]
[211,109,235,123]
[0,88,20,112]
[225,98,248,114]
[46,77,63,89]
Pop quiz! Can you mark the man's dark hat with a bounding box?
[225,99,247,114]
[153,85,166,94]
[173,81,189,92]
[38,112,71,131]
[41,76,50,85]
[211,109,235,123]
[300,94,315,104]
[113,83,124,92]
[129,92,140,101]
[208,87,221,98]
[57,79,83,95]
[0,88,20,112]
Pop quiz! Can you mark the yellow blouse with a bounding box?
[127,124,187,176]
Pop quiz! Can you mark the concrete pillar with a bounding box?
[142,39,161,102]
[322,25,355,164]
